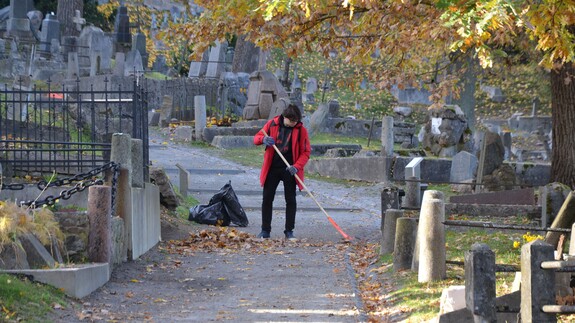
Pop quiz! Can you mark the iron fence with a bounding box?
[0,76,148,178]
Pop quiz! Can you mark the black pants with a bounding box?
[261,167,297,233]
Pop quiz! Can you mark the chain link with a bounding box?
[1,183,25,190]
[10,162,121,210]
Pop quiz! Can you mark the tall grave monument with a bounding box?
[7,0,33,39]
[114,2,131,53]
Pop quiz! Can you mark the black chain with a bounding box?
[1,183,25,190]
[12,162,121,210]
[20,178,105,208]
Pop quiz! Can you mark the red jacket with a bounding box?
[254,115,311,190]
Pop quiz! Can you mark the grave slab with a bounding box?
[449,188,535,205]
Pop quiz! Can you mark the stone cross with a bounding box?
[73,10,85,32]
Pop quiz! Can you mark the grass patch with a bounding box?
[218,145,264,168]
[175,190,201,220]
[310,132,382,150]
[0,273,72,322]
[383,220,531,320]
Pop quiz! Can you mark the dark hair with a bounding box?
[282,104,302,122]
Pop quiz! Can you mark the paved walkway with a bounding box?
[150,129,385,243]
[61,128,389,322]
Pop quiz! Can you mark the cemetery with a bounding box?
[0,0,574,322]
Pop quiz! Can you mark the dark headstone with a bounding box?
[114,5,131,46]
[480,131,505,175]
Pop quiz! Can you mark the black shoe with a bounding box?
[284,230,295,240]
[257,230,270,239]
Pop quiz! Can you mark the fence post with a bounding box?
[176,163,189,198]
[111,133,133,259]
[381,187,400,254]
[381,116,394,157]
[404,157,423,209]
[393,217,417,271]
[418,190,446,282]
[465,243,496,322]
[194,95,207,142]
[131,138,144,188]
[381,209,403,255]
[87,185,112,263]
[521,240,556,323]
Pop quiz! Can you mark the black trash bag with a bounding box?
[209,181,249,227]
[188,201,231,226]
[188,181,248,227]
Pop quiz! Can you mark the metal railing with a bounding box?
[0,76,148,178]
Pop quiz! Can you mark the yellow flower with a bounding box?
[513,241,521,249]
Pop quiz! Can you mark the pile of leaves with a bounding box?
[163,227,328,256]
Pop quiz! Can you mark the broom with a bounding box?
[261,129,353,241]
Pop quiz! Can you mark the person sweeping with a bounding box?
[254,104,311,240]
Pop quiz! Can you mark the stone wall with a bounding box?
[323,118,415,144]
[307,156,551,186]
[54,211,124,267]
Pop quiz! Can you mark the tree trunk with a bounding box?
[57,0,84,38]
[550,62,575,188]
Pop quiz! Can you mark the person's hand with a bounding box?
[286,165,298,176]
[263,136,275,147]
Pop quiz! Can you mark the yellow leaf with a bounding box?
[130,279,140,283]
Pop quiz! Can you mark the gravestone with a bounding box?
[450,151,478,182]
[309,101,332,135]
[243,70,289,120]
[124,49,143,76]
[478,131,505,176]
[421,105,468,157]
[188,50,209,77]
[218,72,250,116]
[113,52,125,77]
[480,84,506,102]
[7,76,31,121]
[79,26,112,72]
[302,77,317,104]
[132,32,148,68]
[390,84,431,105]
[501,131,512,160]
[306,77,318,94]
[39,14,60,53]
[7,0,32,38]
[159,95,173,127]
[50,39,62,62]
[9,39,19,59]
[61,36,78,63]
[206,41,228,78]
[152,55,168,74]
[67,52,79,79]
[231,36,260,74]
[449,188,535,205]
[27,10,43,34]
[114,5,131,50]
